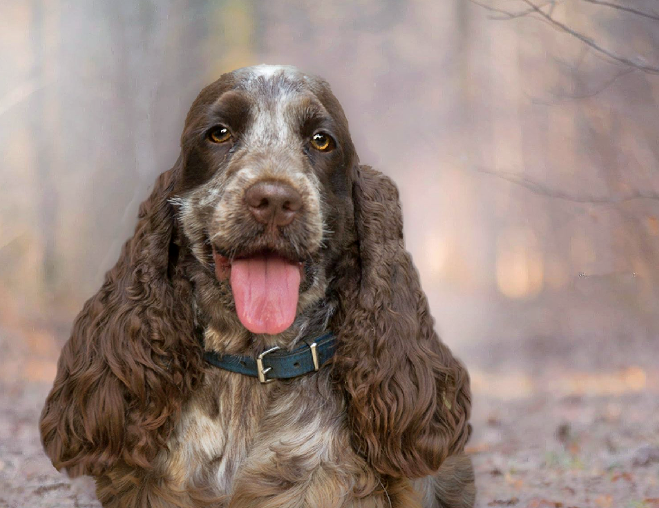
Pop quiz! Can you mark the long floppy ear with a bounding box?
[39,160,204,477]
[334,165,471,479]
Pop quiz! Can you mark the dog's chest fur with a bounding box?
[161,366,357,497]
[162,369,264,493]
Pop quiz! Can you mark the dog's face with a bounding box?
[174,65,357,337]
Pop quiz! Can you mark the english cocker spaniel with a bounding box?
[40,65,474,508]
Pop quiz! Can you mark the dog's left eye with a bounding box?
[310,132,335,152]
[207,126,232,144]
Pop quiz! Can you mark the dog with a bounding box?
[40,64,474,508]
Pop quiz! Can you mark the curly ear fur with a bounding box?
[39,162,204,477]
[334,165,472,479]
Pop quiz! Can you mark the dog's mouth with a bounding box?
[213,247,303,335]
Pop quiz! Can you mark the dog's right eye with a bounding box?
[207,126,232,144]
[310,132,335,152]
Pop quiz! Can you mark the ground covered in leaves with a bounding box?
[470,387,659,507]
[1,321,658,508]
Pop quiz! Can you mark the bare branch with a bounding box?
[580,0,659,21]
[468,0,536,19]
[562,66,633,98]
[519,0,659,74]
[468,0,559,20]
[528,66,634,103]
[472,166,659,204]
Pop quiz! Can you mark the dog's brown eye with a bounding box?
[208,126,232,144]
[310,132,334,152]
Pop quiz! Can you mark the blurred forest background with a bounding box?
[1,1,658,506]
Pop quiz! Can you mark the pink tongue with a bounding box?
[230,254,301,335]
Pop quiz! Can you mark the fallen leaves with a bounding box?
[488,498,519,506]
[631,445,659,467]
[609,471,633,483]
[469,366,652,400]
[594,494,613,508]
[526,499,573,508]
[464,442,492,454]
[504,473,524,490]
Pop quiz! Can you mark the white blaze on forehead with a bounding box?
[247,64,301,80]
[238,65,307,147]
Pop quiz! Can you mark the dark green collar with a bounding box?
[203,332,337,383]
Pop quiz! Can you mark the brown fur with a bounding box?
[333,166,472,478]
[40,65,474,507]
[40,165,205,478]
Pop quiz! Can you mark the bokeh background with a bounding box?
[1,1,658,506]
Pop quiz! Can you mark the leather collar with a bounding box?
[203,332,337,383]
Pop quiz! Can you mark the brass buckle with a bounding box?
[309,342,320,371]
[256,346,280,383]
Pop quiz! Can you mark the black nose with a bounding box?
[244,181,302,227]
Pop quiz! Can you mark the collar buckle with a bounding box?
[309,341,320,371]
[256,346,280,383]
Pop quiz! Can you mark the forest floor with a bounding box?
[1,320,658,508]
[469,377,659,507]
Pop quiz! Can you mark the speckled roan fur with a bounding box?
[40,65,475,507]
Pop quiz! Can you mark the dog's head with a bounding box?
[173,65,356,337]
[41,65,471,481]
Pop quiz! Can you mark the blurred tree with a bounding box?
[31,0,59,296]
[468,0,659,335]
